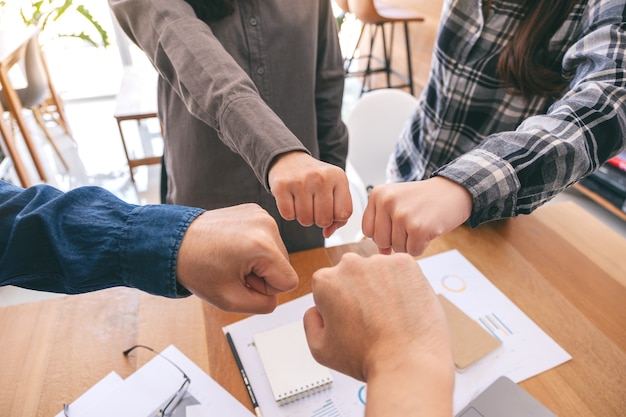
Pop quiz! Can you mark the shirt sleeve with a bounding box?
[314,0,349,169]
[108,0,309,189]
[436,1,626,226]
[0,181,204,297]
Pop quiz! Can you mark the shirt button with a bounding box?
[256,66,265,75]
[249,17,258,26]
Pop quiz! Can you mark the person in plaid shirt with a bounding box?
[363,0,626,256]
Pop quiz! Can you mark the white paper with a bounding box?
[224,250,570,416]
[55,371,124,417]
[418,250,571,413]
[60,345,254,417]
[185,404,213,417]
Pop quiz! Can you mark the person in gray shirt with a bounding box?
[109,0,352,252]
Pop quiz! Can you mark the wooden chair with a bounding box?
[0,102,31,186]
[113,66,162,183]
[36,45,74,141]
[0,35,71,171]
[342,0,424,96]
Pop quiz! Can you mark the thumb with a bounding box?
[250,252,299,294]
[303,307,326,360]
[322,219,348,239]
[378,246,392,255]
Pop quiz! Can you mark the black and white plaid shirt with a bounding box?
[390,0,626,226]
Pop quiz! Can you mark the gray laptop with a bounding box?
[456,376,557,417]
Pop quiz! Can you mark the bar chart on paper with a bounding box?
[479,313,514,342]
[416,250,571,414]
[311,399,342,417]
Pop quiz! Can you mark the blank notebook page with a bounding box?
[254,320,334,405]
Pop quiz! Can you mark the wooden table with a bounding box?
[1,201,625,416]
[574,182,626,222]
[0,27,47,185]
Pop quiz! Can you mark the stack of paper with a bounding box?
[57,345,254,417]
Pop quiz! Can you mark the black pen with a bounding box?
[226,332,263,417]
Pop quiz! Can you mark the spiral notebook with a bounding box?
[253,321,334,405]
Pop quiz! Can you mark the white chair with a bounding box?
[325,160,368,247]
[345,88,419,194]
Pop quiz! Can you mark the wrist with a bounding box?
[268,150,309,171]
[365,350,454,417]
[432,175,473,223]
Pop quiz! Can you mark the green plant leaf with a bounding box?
[58,31,97,48]
[1,0,109,49]
[50,0,73,23]
[76,4,109,47]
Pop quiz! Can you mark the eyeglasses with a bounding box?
[63,345,191,417]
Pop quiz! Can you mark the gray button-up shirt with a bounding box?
[110,0,348,252]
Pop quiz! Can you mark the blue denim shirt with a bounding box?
[0,181,203,297]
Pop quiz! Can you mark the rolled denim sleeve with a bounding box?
[0,181,203,297]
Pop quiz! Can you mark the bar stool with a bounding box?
[343,0,424,96]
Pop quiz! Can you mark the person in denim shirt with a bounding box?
[1,180,456,415]
[0,180,297,313]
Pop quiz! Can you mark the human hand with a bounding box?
[303,252,452,380]
[176,204,298,314]
[362,176,473,255]
[303,253,454,416]
[268,151,353,238]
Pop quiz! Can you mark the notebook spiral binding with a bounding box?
[276,376,334,406]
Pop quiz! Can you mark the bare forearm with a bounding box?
[365,355,454,417]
